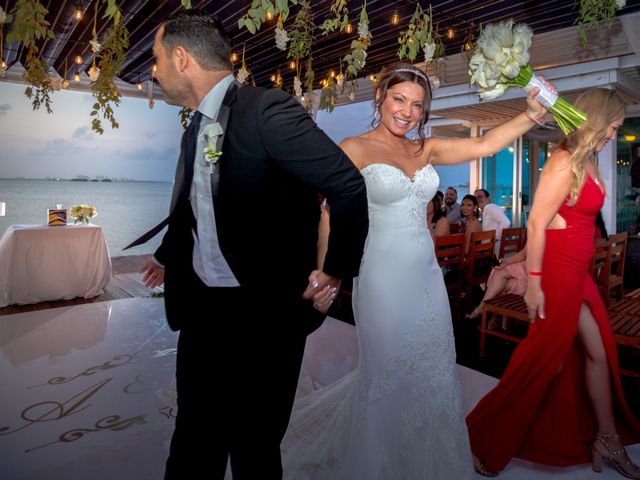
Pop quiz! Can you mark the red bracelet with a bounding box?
[529,271,542,276]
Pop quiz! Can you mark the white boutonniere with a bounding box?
[202,121,224,172]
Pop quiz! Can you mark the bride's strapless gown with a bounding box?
[281,163,474,479]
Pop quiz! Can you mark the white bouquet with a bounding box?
[70,204,97,224]
[468,20,586,134]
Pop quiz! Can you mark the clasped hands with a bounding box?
[303,270,340,314]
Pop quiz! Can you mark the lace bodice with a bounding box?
[360,163,439,234]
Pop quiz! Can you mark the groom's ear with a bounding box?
[173,45,191,73]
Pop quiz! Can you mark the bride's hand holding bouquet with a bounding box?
[468,20,587,134]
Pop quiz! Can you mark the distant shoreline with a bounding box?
[0,177,171,183]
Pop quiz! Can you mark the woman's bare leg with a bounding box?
[578,303,640,477]
[467,268,512,319]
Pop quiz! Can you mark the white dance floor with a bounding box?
[0,298,636,479]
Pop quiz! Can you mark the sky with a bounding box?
[0,80,470,189]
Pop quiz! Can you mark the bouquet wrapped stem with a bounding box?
[505,65,587,135]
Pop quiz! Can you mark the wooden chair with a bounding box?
[479,293,530,356]
[606,232,628,304]
[449,223,460,234]
[498,227,525,259]
[464,230,496,308]
[606,297,640,378]
[435,233,465,317]
[591,237,612,304]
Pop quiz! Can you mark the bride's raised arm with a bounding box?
[427,85,549,166]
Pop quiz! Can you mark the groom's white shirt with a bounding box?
[190,74,239,287]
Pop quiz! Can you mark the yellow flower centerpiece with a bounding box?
[70,204,97,224]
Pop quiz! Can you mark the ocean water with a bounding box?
[0,179,172,256]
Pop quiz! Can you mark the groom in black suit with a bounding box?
[137,10,368,480]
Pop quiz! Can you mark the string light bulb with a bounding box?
[266,11,274,21]
[230,52,238,63]
[74,54,83,65]
[73,71,81,82]
[345,23,353,34]
[0,59,6,69]
[289,60,296,69]
[329,70,335,78]
[137,79,143,90]
[74,5,83,21]
[625,134,637,142]
[391,11,400,26]
[270,73,276,82]
[446,26,455,40]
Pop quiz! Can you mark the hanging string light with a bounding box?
[73,71,81,82]
[391,10,400,26]
[446,25,455,40]
[266,11,274,21]
[230,51,238,63]
[75,54,83,65]
[152,63,157,76]
[345,23,353,34]
[289,60,296,70]
[62,58,69,88]
[137,78,143,90]
[74,2,83,21]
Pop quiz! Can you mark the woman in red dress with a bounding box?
[467,88,640,478]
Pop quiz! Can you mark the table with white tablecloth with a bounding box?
[0,224,112,307]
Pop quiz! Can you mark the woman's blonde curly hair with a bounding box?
[559,88,626,206]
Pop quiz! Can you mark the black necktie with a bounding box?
[123,111,203,250]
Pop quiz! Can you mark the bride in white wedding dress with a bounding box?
[282,64,550,479]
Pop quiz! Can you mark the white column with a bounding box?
[599,140,617,234]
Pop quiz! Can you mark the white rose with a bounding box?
[0,7,6,23]
[616,0,626,9]
[493,20,514,48]
[480,84,506,100]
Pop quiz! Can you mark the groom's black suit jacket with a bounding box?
[154,82,368,333]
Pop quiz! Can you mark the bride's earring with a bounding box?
[374,108,381,123]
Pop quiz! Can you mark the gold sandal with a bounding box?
[473,455,498,477]
[592,433,640,479]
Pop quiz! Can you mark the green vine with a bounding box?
[319,75,339,112]
[287,1,314,62]
[179,107,193,130]
[319,0,349,36]
[90,0,129,134]
[303,55,314,112]
[575,0,621,47]
[7,0,55,113]
[397,4,444,65]
[343,1,371,79]
[238,0,298,34]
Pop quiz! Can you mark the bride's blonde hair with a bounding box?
[560,88,625,206]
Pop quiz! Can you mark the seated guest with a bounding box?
[474,188,510,256]
[427,196,450,239]
[466,246,527,320]
[460,194,482,255]
[444,187,462,224]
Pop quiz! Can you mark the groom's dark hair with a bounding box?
[161,10,233,71]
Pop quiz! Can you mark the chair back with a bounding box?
[465,230,497,305]
[607,232,628,303]
[592,237,612,303]
[435,233,465,314]
[449,223,460,234]
[499,227,525,259]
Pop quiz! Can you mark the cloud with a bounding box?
[0,104,11,116]
[72,126,92,140]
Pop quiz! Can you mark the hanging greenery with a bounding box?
[287,1,314,63]
[397,4,444,65]
[6,0,55,113]
[319,75,339,112]
[179,107,193,130]
[89,0,129,134]
[303,55,314,111]
[343,0,371,80]
[238,0,298,34]
[319,0,349,35]
[575,0,625,47]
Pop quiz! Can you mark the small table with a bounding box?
[0,224,112,307]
